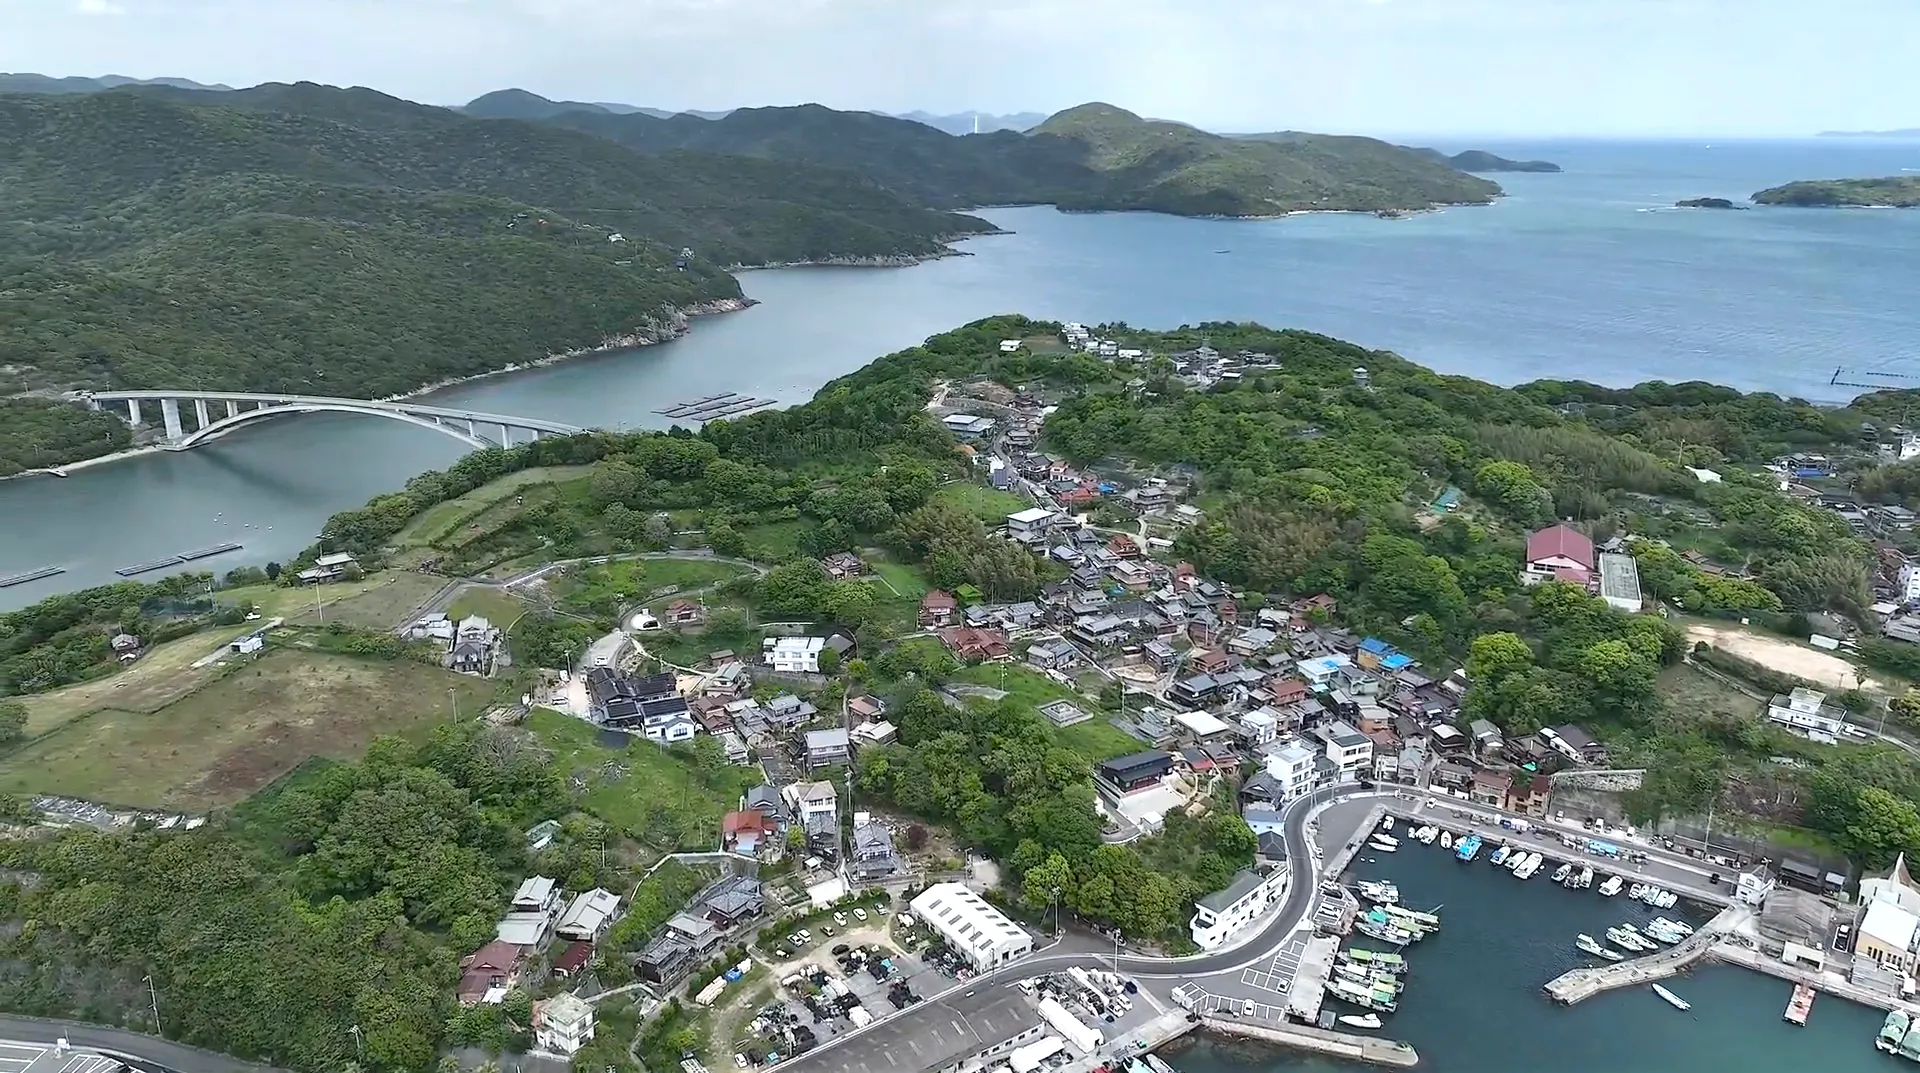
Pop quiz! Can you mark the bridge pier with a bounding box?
[160,398,184,441]
[465,418,476,438]
[497,423,511,446]
[194,399,211,430]
[226,400,239,419]
[127,399,142,425]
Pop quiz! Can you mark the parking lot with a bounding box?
[733,923,963,1066]
[0,1043,124,1073]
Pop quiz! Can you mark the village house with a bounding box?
[919,590,959,628]
[554,888,621,942]
[458,940,526,1005]
[1505,773,1551,816]
[665,600,705,629]
[1025,636,1079,672]
[723,810,778,856]
[938,626,1011,662]
[1521,524,1597,587]
[820,552,866,579]
[1469,768,1512,807]
[803,727,852,770]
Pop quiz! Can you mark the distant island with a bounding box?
[1817,128,1920,138]
[1402,146,1562,173]
[1675,197,1746,209]
[1752,177,1920,207]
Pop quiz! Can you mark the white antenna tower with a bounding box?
[972,112,980,135]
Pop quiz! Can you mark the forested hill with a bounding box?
[0,85,994,398]
[481,94,1502,217]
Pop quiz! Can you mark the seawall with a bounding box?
[1201,1013,1419,1068]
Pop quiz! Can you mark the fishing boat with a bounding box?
[1439,831,1453,849]
[1576,864,1594,889]
[1630,883,1647,902]
[1373,833,1399,848]
[1653,917,1694,937]
[1416,825,1438,845]
[1382,816,1395,834]
[1382,904,1441,930]
[1514,852,1543,879]
[1338,1013,1384,1030]
[1368,838,1399,853]
[1877,1011,1911,1053]
[1335,965,1403,992]
[1657,889,1678,908]
[1328,978,1397,1013]
[1652,984,1691,1011]
[1598,875,1624,897]
[1357,880,1400,905]
[1341,948,1407,974]
[1489,844,1511,867]
[1575,934,1623,961]
[1552,862,1573,884]
[1607,926,1653,952]
[1355,915,1417,946]
[1644,920,1687,945]
[1455,833,1483,862]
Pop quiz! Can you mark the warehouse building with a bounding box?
[909,882,1033,973]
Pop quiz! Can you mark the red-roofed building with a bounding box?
[458,940,526,1004]
[919,590,959,627]
[723,810,777,856]
[937,627,1011,662]
[1524,524,1596,575]
[1107,534,1142,560]
[551,940,593,979]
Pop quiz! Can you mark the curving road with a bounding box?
[0,1015,282,1073]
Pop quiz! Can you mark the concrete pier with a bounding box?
[1201,1012,1418,1067]
[194,398,211,430]
[127,398,141,424]
[1543,905,1746,1003]
[161,398,183,440]
[226,399,239,419]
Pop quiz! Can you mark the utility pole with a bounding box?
[449,687,459,721]
[349,1024,364,1061]
[144,974,162,1035]
[1050,886,1061,939]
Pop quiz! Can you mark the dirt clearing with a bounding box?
[1684,621,1882,692]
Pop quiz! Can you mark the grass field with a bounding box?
[932,481,1030,524]
[17,622,264,737]
[447,587,527,629]
[0,650,496,810]
[393,465,595,549]
[526,708,758,849]
[1054,719,1148,763]
[738,520,808,563]
[1660,662,1762,721]
[221,571,450,630]
[870,560,930,599]
[948,664,1142,762]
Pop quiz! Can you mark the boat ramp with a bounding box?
[653,392,774,422]
[0,566,65,588]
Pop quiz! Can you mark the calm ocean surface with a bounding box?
[1166,841,1888,1073]
[6,138,1920,607]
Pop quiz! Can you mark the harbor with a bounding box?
[652,392,776,422]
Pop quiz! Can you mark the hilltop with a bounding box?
[0,72,233,95]
[1752,176,1920,207]
[0,85,992,399]
[1402,146,1562,173]
[504,94,1499,217]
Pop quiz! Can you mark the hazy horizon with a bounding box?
[4,0,1919,139]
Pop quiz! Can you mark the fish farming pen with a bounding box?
[0,566,65,588]
[653,392,775,422]
[178,542,243,562]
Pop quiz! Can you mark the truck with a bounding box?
[1036,997,1102,1052]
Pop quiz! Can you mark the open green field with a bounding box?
[932,481,1029,524]
[870,560,930,599]
[526,708,758,850]
[393,465,594,548]
[220,570,450,630]
[446,586,527,629]
[1659,662,1762,721]
[0,649,496,810]
[17,621,266,737]
[948,663,1142,762]
[738,520,808,562]
[1054,719,1148,763]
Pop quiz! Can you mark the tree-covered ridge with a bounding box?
[0,87,994,395]
[1752,176,1920,207]
[497,96,1501,218]
[0,397,131,476]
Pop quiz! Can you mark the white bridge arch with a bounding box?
[81,390,585,451]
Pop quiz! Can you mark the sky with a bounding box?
[4,0,1918,138]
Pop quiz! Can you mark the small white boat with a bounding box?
[1382,816,1395,834]
[1653,917,1694,937]
[1630,883,1648,901]
[1576,865,1594,889]
[1439,831,1453,849]
[1552,862,1573,884]
[1652,984,1691,1011]
[1515,852,1543,879]
[1373,833,1399,848]
[1339,1013,1384,1030]
[1598,875,1624,897]
[1659,889,1678,908]
[1575,934,1623,961]
[1358,880,1400,905]
[1490,845,1511,866]
[1368,838,1399,853]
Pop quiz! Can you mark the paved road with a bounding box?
[0,1016,281,1073]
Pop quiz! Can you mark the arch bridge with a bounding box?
[81,390,585,451]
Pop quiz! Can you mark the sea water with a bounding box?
[1167,838,1887,1073]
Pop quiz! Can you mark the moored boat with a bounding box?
[1357,880,1400,905]
[1455,833,1482,861]
[1598,874,1624,897]
[1368,838,1399,853]
[1439,831,1453,849]
[1877,1010,1911,1053]
[1653,917,1693,937]
[1373,833,1399,847]
[1552,862,1573,884]
[1607,926,1653,952]
[1576,864,1594,889]
[1338,1013,1384,1030]
[1489,844,1511,867]
[1652,983,1690,1011]
[1575,934,1623,960]
[1382,816,1394,834]
[1514,852,1543,879]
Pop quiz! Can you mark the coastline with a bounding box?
[0,297,760,484]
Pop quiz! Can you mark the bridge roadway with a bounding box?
[80,390,584,451]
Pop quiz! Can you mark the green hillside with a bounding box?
[481,94,1501,217]
[1752,176,1920,207]
[0,86,993,396]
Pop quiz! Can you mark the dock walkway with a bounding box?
[1543,905,1747,1003]
[1201,1011,1418,1068]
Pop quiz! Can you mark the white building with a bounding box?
[1767,687,1847,743]
[1006,506,1058,545]
[942,413,997,439]
[1262,738,1318,801]
[1857,855,1920,975]
[763,635,827,673]
[555,888,622,942]
[782,781,838,825]
[1190,867,1287,949]
[1736,866,1775,907]
[1295,654,1352,690]
[1900,562,1920,604]
[1238,706,1280,747]
[1317,720,1373,777]
[535,993,595,1057]
[1597,552,1644,614]
[910,882,1033,972]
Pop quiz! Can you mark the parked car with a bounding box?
[834,912,848,926]
[853,907,869,922]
